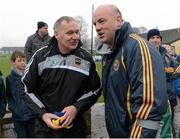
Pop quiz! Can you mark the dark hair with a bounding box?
[37,21,48,30]
[10,51,26,62]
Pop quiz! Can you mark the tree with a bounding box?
[74,16,90,50]
[133,26,148,34]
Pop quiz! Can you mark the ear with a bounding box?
[54,31,58,39]
[116,16,122,28]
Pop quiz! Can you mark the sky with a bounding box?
[0,0,179,47]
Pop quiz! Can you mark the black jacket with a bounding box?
[21,37,101,134]
[0,71,6,118]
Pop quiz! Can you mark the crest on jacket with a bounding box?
[75,57,81,67]
[113,59,119,71]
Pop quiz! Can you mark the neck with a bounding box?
[58,44,70,54]
[38,31,44,38]
[13,67,23,76]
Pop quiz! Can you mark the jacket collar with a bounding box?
[48,36,83,56]
[97,22,134,55]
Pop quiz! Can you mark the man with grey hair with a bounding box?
[93,4,172,138]
[21,16,101,137]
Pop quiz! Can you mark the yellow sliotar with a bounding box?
[52,117,73,129]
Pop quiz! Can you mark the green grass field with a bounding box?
[0,54,11,80]
[0,54,104,102]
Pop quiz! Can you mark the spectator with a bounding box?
[147,29,177,137]
[147,30,177,115]
[93,4,172,138]
[24,21,51,62]
[0,70,7,118]
[6,51,35,137]
[21,16,101,138]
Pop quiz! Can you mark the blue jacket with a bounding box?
[0,71,7,118]
[99,22,169,137]
[6,69,34,121]
[159,46,177,106]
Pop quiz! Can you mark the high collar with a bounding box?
[97,22,134,55]
[48,36,83,56]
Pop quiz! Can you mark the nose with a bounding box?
[72,32,79,39]
[95,23,101,32]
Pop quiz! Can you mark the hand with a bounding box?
[42,113,63,130]
[164,67,174,73]
[60,105,78,128]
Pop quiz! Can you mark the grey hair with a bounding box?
[53,16,76,32]
[110,4,122,17]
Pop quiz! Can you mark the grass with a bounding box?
[0,54,11,80]
[0,54,104,103]
[95,62,104,103]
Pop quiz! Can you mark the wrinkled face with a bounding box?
[39,26,48,36]
[12,57,26,71]
[55,21,80,54]
[149,35,161,48]
[93,6,122,47]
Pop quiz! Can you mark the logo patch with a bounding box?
[113,59,119,71]
[75,58,81,67]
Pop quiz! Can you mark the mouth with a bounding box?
[70,41,78,46]
[98,32,104,39]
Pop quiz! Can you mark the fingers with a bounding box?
[42,113,63,130]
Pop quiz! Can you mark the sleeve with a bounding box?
[0,76,7,118]
[126,36,168,138]
[21,55,47,118]
[24,36,32,62]
[73,58,102,113]
[5,77,14,111]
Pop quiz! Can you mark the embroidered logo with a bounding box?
[113,59,119,71]
[75,58,81,67]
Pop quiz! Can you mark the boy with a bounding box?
[6,51,34,137]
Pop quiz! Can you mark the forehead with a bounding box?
[150,35,161,38]
[15,56,25,59]
[93,6,113,21]
[60,20,79,30]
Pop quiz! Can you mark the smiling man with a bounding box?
[21,16,101,138]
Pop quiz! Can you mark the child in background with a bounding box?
[0,70,7,118]
[6,51,34,137]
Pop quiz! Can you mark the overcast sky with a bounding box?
[0,0,179,47]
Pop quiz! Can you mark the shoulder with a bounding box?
[27,33,37,40]
[31,45,52,62]
[78,47,93,61]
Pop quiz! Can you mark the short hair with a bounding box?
[10,51,26,62]
[53,16,76,32]
[110,4,122,17]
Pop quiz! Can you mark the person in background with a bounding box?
[93,4,172,138]
[162,44,177,61]
[6,51,35,137]
[0,70,7,118]
[24,21,51,62]
[147,29,177,121]
[162,44,180,138]
[21,16,101,138]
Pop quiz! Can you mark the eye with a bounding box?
[99,19,106,24]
